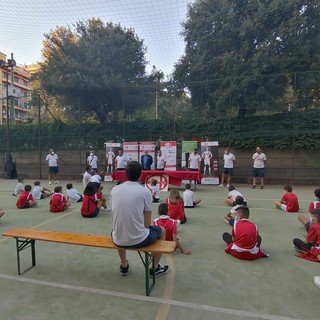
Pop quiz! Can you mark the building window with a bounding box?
[14,99,19,106]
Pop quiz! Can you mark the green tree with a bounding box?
[37,18,154,122]
[174,0,320,117]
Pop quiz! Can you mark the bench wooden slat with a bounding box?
[2,228,176,254]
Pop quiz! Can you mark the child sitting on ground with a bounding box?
[308,188,320,212]
[293,208,320,252]
[66,183,83,203]
[224,195,245,226]
[274,185,299,213]
[183,183,201,208]
[16,185,37,209]
[80,183,106,218]
[32,181,52,200]
[166,188,187,224]
[150,179,160,203]
[50,186,71,213]
[222,206,269,260]
[225,185,247,207]
[0,208,5,222]
[13,177,24,197]
[153,203,191,255]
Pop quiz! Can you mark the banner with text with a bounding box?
[160,141,177,171]
[200,141,219,184]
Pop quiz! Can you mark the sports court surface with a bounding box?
[0,179,319,320]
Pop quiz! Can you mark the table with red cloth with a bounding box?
[111,170,201,186]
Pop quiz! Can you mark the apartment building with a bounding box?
[0,52,32,125]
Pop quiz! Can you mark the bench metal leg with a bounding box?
[15,238,36,275]
[138,251,155,296]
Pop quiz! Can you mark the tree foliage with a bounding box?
[37,18,155,122]
[174,0,320,117]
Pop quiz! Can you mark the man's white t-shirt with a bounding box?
[111,181,152,246]
[252,152,266,168]
[46,153,58,167]
[87,155,98,169]
[189,153,201,169]
[156,155,166,169]
[32,185,43,200]
[223,153,235,168]
[115,155,127,169]
[183,189,194,207]
[66,188,81,202]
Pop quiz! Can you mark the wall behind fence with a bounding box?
[1,148,319,186]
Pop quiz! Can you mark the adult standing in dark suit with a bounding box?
[141,151,153,170]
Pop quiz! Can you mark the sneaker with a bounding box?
[224,218,230,225]
[120,261,129,276]
[294,246,305,254]
[218,184,224,188]
[48,181,52,185]
[314,276,320,289]
[150,264,169,277]
[55,181,59,184]
[252,185,256,189]
[226,184,230,188]
[260,186,264,189]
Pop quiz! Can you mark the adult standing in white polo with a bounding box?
[219,148,235,188]
[251,146,267,189]
[87,150,98,172]
[45,149,59,185]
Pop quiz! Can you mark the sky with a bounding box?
[0,0,194,76]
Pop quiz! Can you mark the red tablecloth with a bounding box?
[111,170,201,186]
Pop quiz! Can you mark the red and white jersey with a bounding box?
[106,151,115,164]
[16,191,34,209]
[308,201,320,213]
[50,193,67,212]
[231,219,259,253]
[154,215,177,241]
[306,223,320,245]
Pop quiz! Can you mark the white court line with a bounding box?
[200,205,276,211]
[0,273,300,320]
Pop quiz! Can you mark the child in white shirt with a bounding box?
[32,181,52,200]
[66,183,83,202]
[183,183,201,208]
[150,179,160,203]
[224,196,246,226]
[13,177,24,197]
[225,185,247,206]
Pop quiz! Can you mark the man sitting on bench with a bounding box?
[111,161,169,277]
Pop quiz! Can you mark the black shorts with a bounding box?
[48,166,59,174]
[252,168,265,177]
[223,168,234,175]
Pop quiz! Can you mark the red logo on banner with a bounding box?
[145,175,169,191]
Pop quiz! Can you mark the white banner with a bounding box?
[160,141,177,171]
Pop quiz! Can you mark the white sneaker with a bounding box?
[224,218,230,225]
[314,276,320,289]
[176,219,181,226]
[55,181,59,184]
[48,181,52,185]
[227,184,230,188]
[218,184,224,188]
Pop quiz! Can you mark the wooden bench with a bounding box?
[2,228,176,296]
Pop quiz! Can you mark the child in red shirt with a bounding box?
[166,188,187,224]
[16,185,37,209]
[81,183,106,218]
[274,185,299,213]
[50,186,71,213]
[222,206,269,260]
[293,208,320,252]
[153,203,191,254]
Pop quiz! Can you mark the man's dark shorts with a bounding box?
[223,168,234,175]
[48,166,59,174]
[252,168,265,177]
[115,226,162,249]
